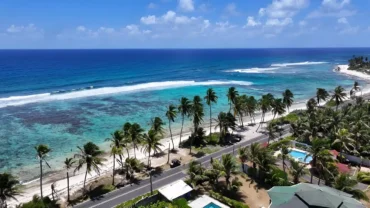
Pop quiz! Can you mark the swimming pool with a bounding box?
[289,149,312,163]
[203,202,221,208]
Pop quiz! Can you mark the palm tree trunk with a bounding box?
[282,158,285,173]
[126,148,130,159]
[67,171,70,202]
[169,120,174,150]
[209,105,212,136]
[179,115,184,146]
[310,173,313,184]
[112,154,115,185]
[148,149,151,168]
[39,160,43,199]
[240,112,244,127]
[83,168,88,193]
[256,113,264,132]
[133,144,137,158]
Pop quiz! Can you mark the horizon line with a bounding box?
[1,47,370,50]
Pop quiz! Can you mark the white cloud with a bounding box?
[178,0,194,12]
[308,0,355,18]
[76,26,86,32]
[141,15,157,25]
[337,17,348,24]
[224,3,240,16]
[245,16,261,27]
[203,20,210,29]
[260,0,309,18]
[148,3,157,9]
[214,21,235,32]
[299,20,306,26]
[339,26,358,34]
[163,11,177,22]
[98,27,115,34]
[7,24,40,33]
[4,24,44,40]
[265,18,293,26]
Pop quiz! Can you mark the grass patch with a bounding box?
[206,133,220,145]
[209,190,249,208]
[195,146,220,155]
[325,99,336,107]
[88,184,115,199]
[116,190,158,208]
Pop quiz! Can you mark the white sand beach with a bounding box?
[337,64,370,81]
[8,101,307,207]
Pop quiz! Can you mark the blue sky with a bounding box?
[0,0,369,48]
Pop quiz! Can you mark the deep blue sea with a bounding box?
[0,48,369,180]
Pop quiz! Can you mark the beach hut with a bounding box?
[267,183,365,208]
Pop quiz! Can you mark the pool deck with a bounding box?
[188,195,230,208]
[274,148,312,164]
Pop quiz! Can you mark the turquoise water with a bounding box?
[0,49,369,180]
[203,202,221,208]
[290,150,313,163]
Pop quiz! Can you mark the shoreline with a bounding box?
[8,64,369,206]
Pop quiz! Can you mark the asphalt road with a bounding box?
[74,131,278,208]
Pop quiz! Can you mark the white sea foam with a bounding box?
[226,67,279,74]
[271,61,328,67]
[0,80,252,108]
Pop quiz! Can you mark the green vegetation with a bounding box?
[357,172,370,184]
[19,195,58,208]
[116,190,158,208]
[209,191,249,208]
[348,56,370,71]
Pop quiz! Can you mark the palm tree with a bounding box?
[178,97,192,145]
[247,142,261,170]
[267,122,278,145]
[282,89,294,112]
[306,98,317,113]
[305,138,329,183]
[142,130,163,168]
[205,88,218,136]
[205,159,225,187]
[245,96,257,124]
[64,158,75,202]
[124,158,144,181]
[106,130,123,185]
[74,142,105,193]
[221,154,239,189]
[332,128,355,161]
[166,104,177,150]
[288,159,307,184]
[331,86,347,110]
[35,144,51,199]
[214,112,236,144]
[187,160,206,186]
[238,146,248,172]
[271,98,286,120]
[316,88,329,105]
[190,96,204,153]
[334,174,369,201]
[150,117,165,137]
[129,123,144,158]
[315,149,336,185]
[256,148,277,181]
[227,87,239,112]
[122,122,132,158]
[0,173,21,208]
[256,94,272,132]
[281,145,291,173]
[234,95,247,126]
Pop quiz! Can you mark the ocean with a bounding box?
[0,48,369,181]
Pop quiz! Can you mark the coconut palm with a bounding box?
[238,146,248,172]
[142,130,163,168]
[227,87,239,112]
[64,157,75,202]
[288,159,307,184]
[122,122,132,158]
[306,98,318,113]
[106,130,124,185]
[245,96,257,124]
[187,160,206,186]
[267,122,278,145]
[316,88,329,105]
[271,98,286,120]
[74,142,105,193]
[234,95,247,126]
[214,112,228,139]
[256,148,277,180]
[256,94,272,132]
[129,123,144,158]
[190,96,204,153]
[282,89,294,112]
[247,142,261,170]
[221,154,239,189]
[315,149,336,185]
[333,128,355,161]
[331,86,347,110]
[350,81,362,97]
[166,104,177,150]
[205,159,225,187]
[204,88,218,136]
[178,97,192,145]
[305,138,330,183]
[124,157,144,181]
[35,144,51,199]
[281,145,291,173]
[334,174,369,201]
[150,117,165,137]
[0,173,21,208]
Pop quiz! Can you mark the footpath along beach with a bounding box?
[8,63,370,207]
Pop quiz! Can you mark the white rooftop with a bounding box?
[189,195,230,208]
[158,180,193,201]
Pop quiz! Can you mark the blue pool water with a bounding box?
[290,150,313,163]
[204,202,221,208]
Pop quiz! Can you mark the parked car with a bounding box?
[170,159,181,168]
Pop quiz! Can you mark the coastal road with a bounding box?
[74,131,285,208]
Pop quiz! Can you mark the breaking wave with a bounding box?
[271,61,328,67]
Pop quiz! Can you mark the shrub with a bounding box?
[20,195,59,208]
[206,133,220,145]
[357,172,370,184]
[209,191,249,208]
[116,190,158,208]
[247,167,257,177]
[172,198,190,208]
[88,184,116,199]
